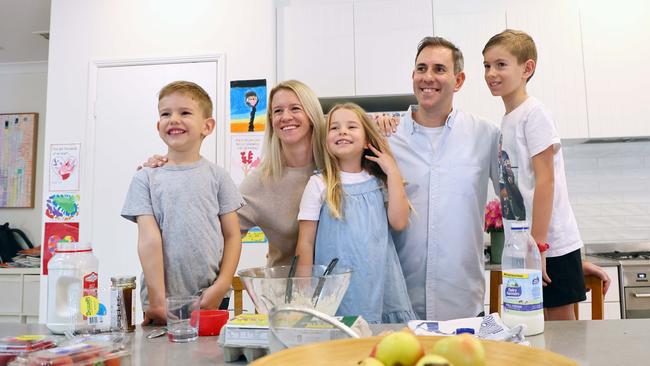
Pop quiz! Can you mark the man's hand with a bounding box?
[142,304,167,325]
[373,113,401,136]
[137,154,168,170]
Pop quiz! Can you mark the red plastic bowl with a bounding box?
[197,310,229,336]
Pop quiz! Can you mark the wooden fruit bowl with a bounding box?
[251,335,577,366]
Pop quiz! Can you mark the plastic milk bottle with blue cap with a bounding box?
[501,222,544,336]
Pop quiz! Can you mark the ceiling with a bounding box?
[0,0,50,63]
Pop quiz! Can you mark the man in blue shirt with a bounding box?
[388,37,500,320]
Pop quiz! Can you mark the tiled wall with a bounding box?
[563,141,650,245]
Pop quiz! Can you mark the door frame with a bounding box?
[83,54,227,241]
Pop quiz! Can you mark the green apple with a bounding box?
[432,334,485,366]
[414,354,453,366]
[358,357,385,366]
[370,331,424,366]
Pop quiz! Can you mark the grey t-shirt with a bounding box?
[121,158,244,308]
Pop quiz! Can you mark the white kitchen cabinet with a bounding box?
[506,0,589,139]
[580,1,650,138]
[353,0,433,96]
[0,268,40,323]
[276,0,434,98]
[276,0,355,97]
[432,2,506,125]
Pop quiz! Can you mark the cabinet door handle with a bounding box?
[633,293,650,298]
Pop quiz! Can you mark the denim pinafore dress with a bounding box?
[314,176,416,323]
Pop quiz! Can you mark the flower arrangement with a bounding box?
[484,199,503,233]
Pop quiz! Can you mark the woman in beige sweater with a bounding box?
[143,80,326,267]
[238,80,326,266]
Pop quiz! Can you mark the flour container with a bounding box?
[46,242,99,334]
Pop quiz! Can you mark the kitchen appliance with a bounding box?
[588,243,650,319]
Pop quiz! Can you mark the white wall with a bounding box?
[564,141,650,244]
[41,0,276,321]
[0,62,47,245]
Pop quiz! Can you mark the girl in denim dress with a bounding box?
[296,103,416,323]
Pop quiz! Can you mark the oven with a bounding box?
[588,243,650,319]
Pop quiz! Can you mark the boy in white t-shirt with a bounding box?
[482,29,610,320]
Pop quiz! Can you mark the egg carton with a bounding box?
[218,332,270,363]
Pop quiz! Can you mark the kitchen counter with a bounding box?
[2,320,649,365]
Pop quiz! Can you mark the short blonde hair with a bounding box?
[483,29,538,82]
[322,103,394,219]
[158,81,213,118]
[260,80,326,180]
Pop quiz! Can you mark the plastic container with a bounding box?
[8,341,128,366]
[0,336,56,366]
[196,310,229,336]
[501,222,544,336]
[46,242,100,335]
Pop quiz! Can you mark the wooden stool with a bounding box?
[232,276,244,316]
[488,271,604,320]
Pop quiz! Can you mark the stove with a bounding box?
[588,242,650,319]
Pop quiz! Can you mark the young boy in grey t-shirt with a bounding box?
[121,81,244,325]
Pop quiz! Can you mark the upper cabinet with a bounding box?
[277,0,650,139]
[276,0,433,98]
[354,0,433,95]
[276,0,355,97]
[580,0,650,138]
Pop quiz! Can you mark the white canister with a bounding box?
[46,242,99,334]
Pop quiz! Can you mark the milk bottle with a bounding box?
[46,242,99,334]
[501,222,544,336]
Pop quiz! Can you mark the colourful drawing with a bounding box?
[230,134,264,185]
[242,226,267,244]
[0,113,38,208]
[230,79,267,133]
[49,144,81,191]
[45,194,80,221]
[42,222,79,274]
[240,150,261,176]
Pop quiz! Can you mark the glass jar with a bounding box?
[110,276,137,332]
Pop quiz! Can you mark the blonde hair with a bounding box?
[158,80,213,118]
[483,29,538,82]
[259,80,326,180]
[323,103,394,219]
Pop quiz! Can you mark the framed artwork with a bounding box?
[0,113,38,208]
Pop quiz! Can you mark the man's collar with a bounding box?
[406,105,457,134]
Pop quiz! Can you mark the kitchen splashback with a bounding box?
[563,141,650,245]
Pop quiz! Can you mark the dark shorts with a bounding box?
[219,297,230,310]
[543,249,587,308]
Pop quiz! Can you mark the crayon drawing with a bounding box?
[42,222,79,274]
[49,143,81,191]
[45,194,80,221]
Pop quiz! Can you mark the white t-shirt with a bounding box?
[499,96,582,257]
[419,125,445,153]
[298,170,375,221]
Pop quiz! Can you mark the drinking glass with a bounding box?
[166,295,200,343]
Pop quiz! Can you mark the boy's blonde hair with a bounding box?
[483,29,538,82]
[260,80,326,180]
[323,103,394,219]
[158,81,213,118]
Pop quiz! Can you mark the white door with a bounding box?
[86,59,221,323]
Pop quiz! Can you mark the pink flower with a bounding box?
[484,199,503,233]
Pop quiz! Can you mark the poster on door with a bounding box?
[230,79,267,133]
[49,143,81,191]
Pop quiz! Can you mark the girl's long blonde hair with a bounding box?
[323,103,395,219]
[259,80,326,181]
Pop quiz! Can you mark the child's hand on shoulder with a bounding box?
[365,144,398,176]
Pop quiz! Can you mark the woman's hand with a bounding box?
[137,154,168,170]
[364,144,399,176]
